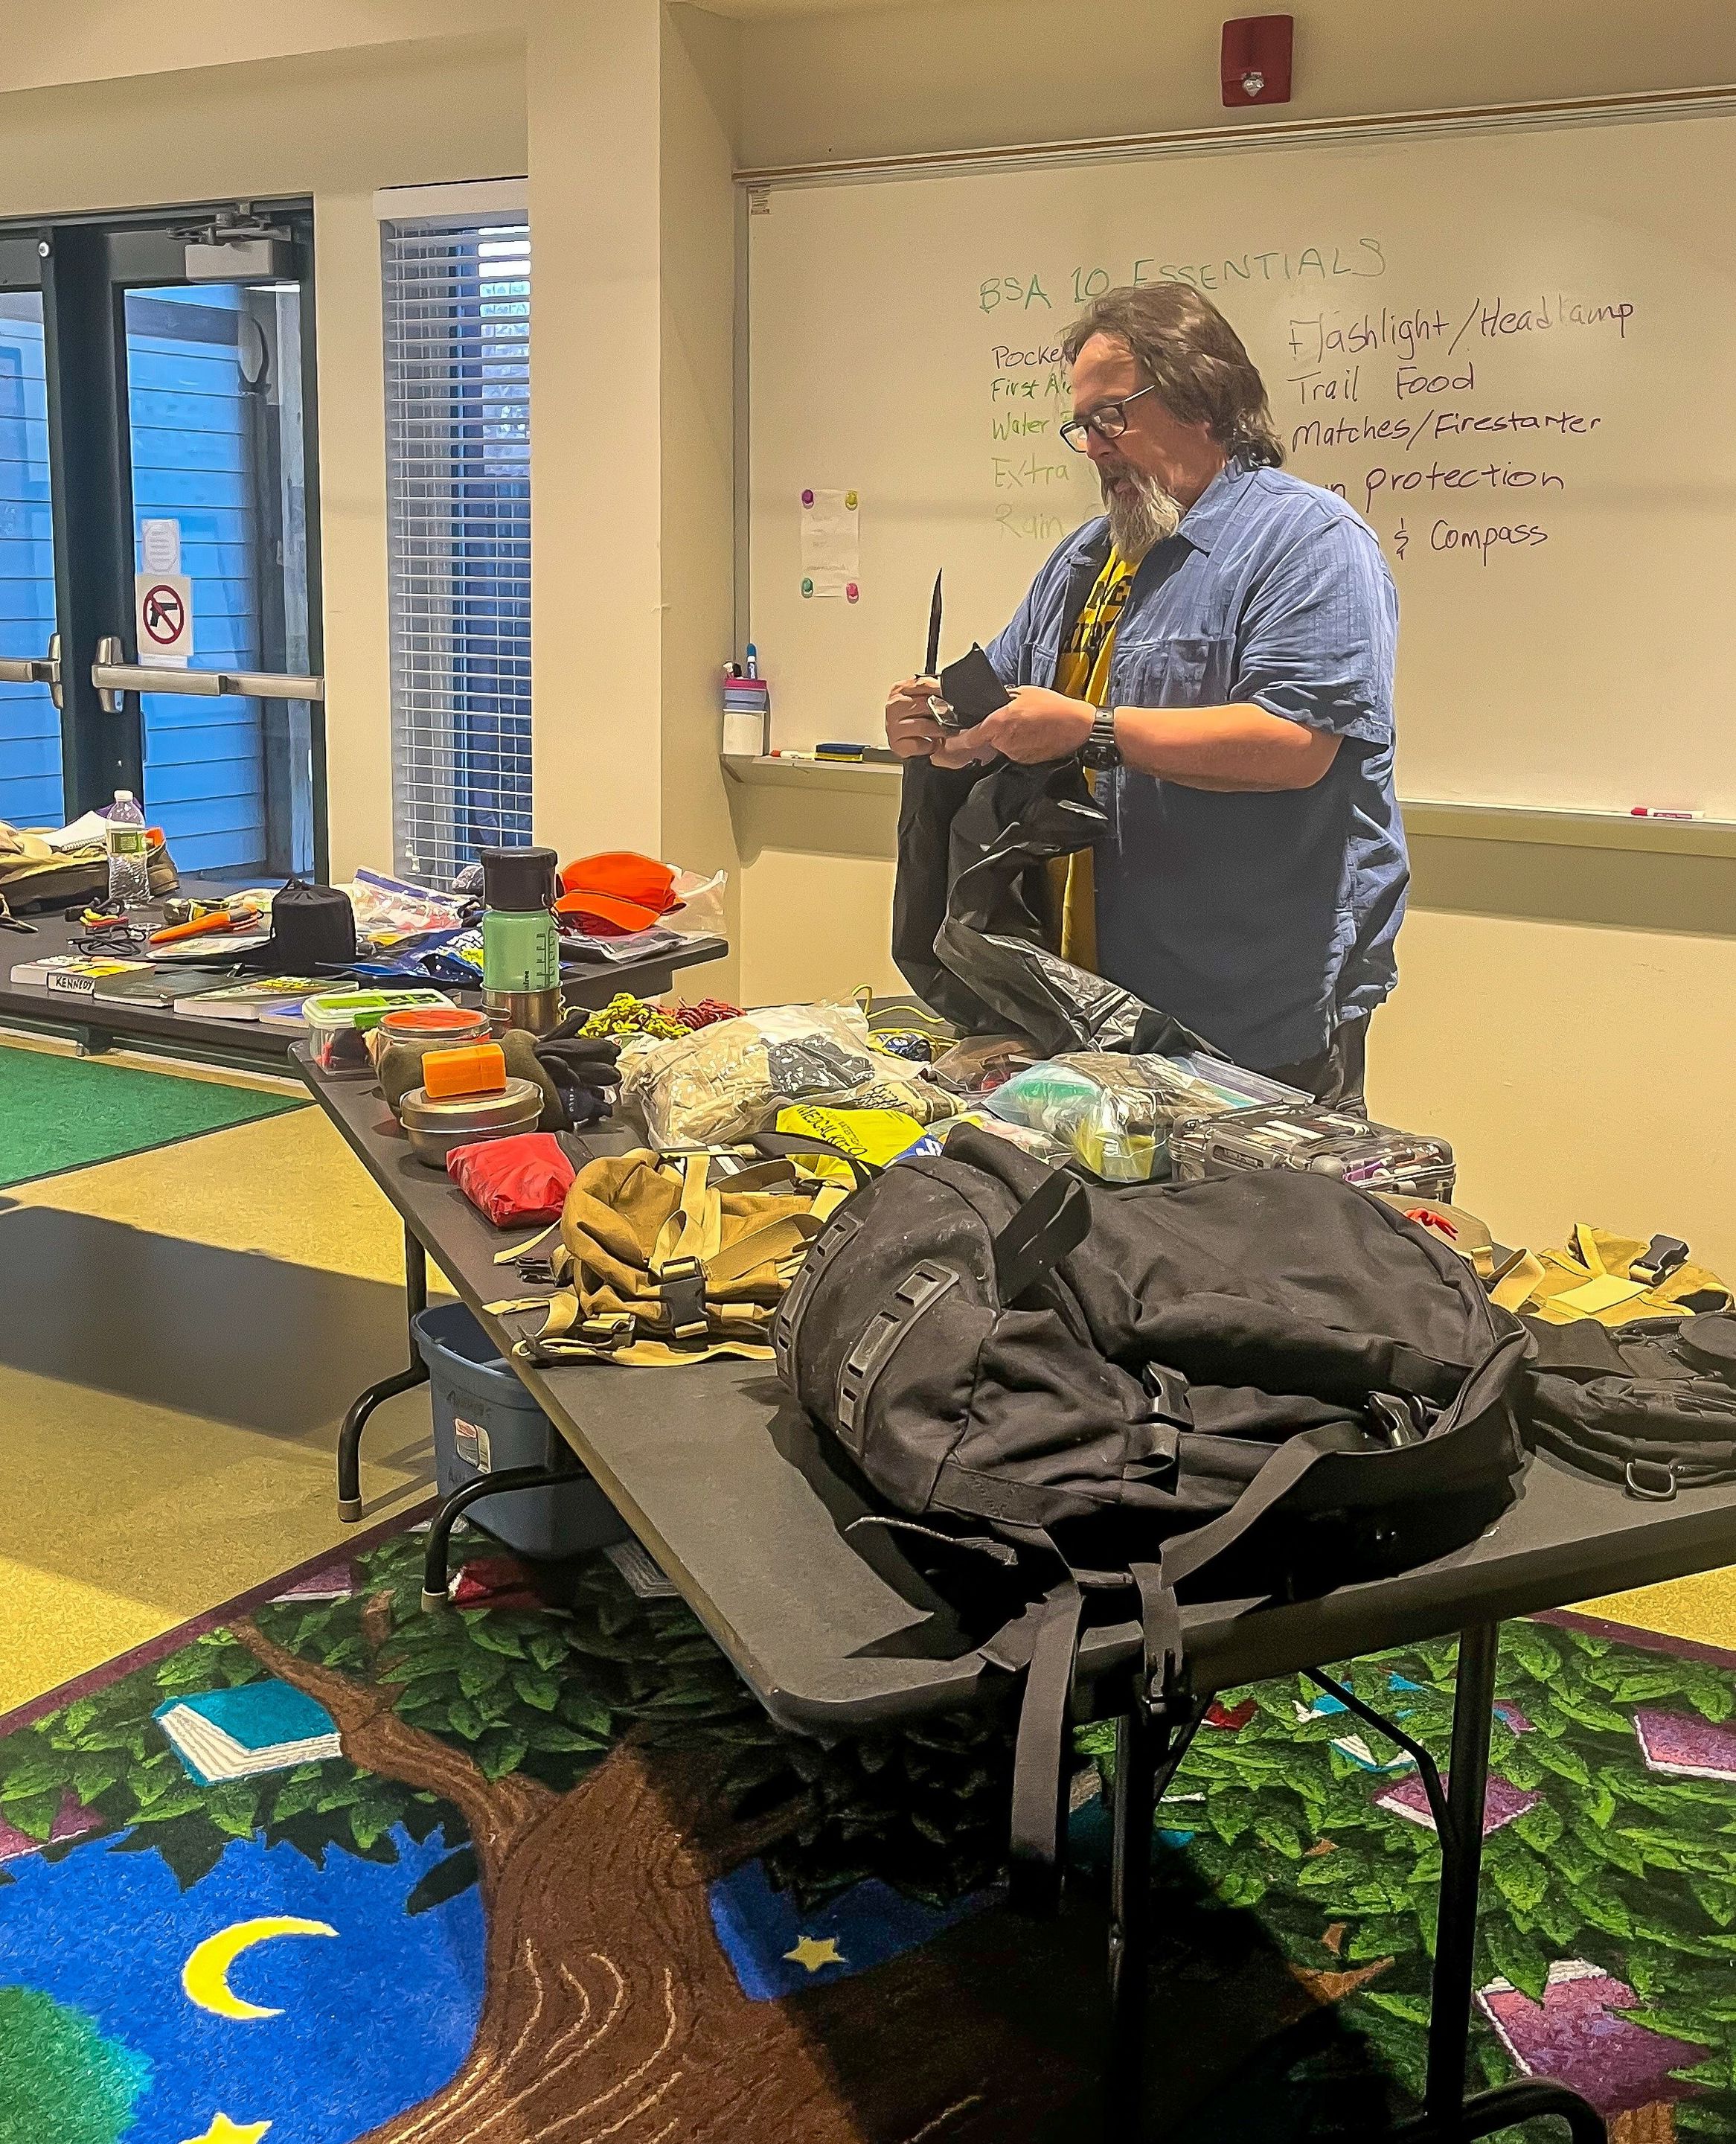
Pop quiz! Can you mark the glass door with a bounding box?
[0,203,324,877]
[0,237,62,829]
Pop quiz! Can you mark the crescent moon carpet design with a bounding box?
[181,1918,340,2022]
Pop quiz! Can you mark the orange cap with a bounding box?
[554,851,679,934]
[421,1043,508,1099]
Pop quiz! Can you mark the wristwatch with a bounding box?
[1081,708,1121,773]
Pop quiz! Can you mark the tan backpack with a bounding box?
[502,1145,857,1367]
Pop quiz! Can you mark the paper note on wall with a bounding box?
[800,487,859,598]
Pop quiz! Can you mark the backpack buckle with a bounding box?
[1633,1235,1689,1287]
[1624,1456,1678,1502]
[1367,1392,1431,1448]
[654,1258,709,1341]
[577,1313,634,1351]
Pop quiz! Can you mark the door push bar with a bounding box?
[0,633,63,708]
[91,636,324,708]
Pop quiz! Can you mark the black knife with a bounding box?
[923,569,943,681]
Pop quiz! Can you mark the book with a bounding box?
[154,1680,342,1784]
[92,969,240,1008]
[173,976,358,1020]
[1633,1706,1736,1782]
[604,1538,678,1600]
[146,930,272,962]
[9,956,150,996]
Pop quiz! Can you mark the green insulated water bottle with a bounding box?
[480,845,563,1035]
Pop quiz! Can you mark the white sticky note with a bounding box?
[801,489,859,575]
[141,518,182,574]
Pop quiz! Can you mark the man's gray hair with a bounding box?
[1062,282,1285,469]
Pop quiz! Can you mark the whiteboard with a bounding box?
[747,112,1736,816]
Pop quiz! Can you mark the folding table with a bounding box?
[301,1048,1736,2143]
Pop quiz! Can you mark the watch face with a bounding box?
[1085,715,1119,768]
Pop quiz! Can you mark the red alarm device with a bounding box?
[1221,16,1293,107]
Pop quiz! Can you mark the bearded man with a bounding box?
[883,282,1407,1101]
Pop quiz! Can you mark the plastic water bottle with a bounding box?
[106,790,150,906]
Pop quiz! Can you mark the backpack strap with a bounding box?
[992,1168,1090,1305]
[1009,1576,1089,1915]
[749,1130,882,1188]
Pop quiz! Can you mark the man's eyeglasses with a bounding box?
[1059,383,1157,454]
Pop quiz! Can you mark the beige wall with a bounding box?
[738,0,1736,168]
[729,0,1736,1279]
[528,2,743,996]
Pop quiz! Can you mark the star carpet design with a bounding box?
[180,2116,272,2144]
[783,1934,845,1974]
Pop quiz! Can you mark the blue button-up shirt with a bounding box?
[986,462,1408,1071]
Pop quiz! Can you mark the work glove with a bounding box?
[531,1013,623,1129]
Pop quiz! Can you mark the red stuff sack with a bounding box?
[446,1133,576,1226]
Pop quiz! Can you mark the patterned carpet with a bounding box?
[4,1520,1736,2144]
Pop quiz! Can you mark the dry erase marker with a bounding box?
[1630,806,1703,820]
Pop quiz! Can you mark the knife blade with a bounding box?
[923,569,943,681]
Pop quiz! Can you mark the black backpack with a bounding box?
[772,1126,1528,1904]
[1525,1314,1736,1498]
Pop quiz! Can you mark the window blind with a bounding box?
[383,214,531,885]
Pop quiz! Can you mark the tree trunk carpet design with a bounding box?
[3,1518,1735,2144]
[0,1043,305,1190]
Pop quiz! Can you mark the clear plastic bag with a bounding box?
[664,867,727,938]
[618,1001,959,1147]
[984,1052,1307,1183]
[339,868,473,938]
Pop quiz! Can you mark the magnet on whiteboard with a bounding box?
[801,577,815,597]
[845,490,858,510]
[801,489,815,508]
[845,583,859,603]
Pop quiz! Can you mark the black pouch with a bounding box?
[244,880,357,970]
[937,645,1012,729]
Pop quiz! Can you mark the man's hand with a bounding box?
[884,678,996,769]
[972,685,1095,766]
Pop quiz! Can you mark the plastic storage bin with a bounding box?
[412,1301,627,1559]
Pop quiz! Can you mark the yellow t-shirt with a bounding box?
[1053,551,1137,709]
[1047,550,1135,970]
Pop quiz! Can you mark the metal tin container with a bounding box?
[397,1076,544,1169]
[484,984,566,1037]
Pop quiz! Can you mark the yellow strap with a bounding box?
[703,1212,824,1285]
[1569,1223,1607,1279]
[810,1180,853,1224]
[650,1153,722,1278]
[1490,1249,1546,1314]
[493,1220,561,1267]
[520,1334,773,1369]
[482,1294,557,1316]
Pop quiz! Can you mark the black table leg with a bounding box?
[1394,1623,1607,2143]
[1102,1697,1208,2144]
[418,1463,579,1610]
[336,1217,430,1522]
[1106,1703,1159,2140]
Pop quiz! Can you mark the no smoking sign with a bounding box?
[135,571,193,668]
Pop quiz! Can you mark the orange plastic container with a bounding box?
[421,1042,508,1099]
